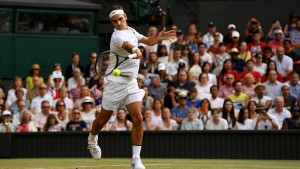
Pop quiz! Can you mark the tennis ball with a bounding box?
[112,69,121,76]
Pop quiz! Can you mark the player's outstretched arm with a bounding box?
[139,27,176,46]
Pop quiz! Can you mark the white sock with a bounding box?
[88,132,98,144]
[132,145,141,158]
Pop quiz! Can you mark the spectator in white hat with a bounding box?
[226,31,240,53]
[223,24,236,44]
[0,110,14,132]
[268,29,284,54]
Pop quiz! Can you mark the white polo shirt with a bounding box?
[271,55,293,77]
[107,27,143,80]
[166,59,187,76]
[31,94,54,113]
[267,108,291,129]
[209,97,225,109]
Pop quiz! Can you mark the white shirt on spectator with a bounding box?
[67,77,86,91]
[157,119,178,130]
[53,97,74,111]
[254,63,267,76]
[236,119,253,130]
[6,88,27,106]
[209,97,225,109]
[81,109,96,127]
[254,113,279,130]
[181,118,204,130]
[151,111,163,125]
[267,108,291,129]
[166,59,187,76]
[250,96,272,105]
[31,94,54,114]
[263,81,283,101]
[271,55,293,77]
[208,73,218,86]
[203,32,223,48]
[206,118,228,130]
[34,112,52,130]
[196,83,213,100]
[199,53,213,65]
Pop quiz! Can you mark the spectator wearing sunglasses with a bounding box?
[30,83,53,115]
[66,108,87,131]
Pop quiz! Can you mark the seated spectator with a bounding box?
[26,75,41,103]
[74,86,92,109]
[88,66,99,89]
[90,76,104,106]
[268,29,284,54]
[222,99,237,130]
[157,44,169,65]
[233,108,253,130]
[111,108,132,131]
[186,88,201,109]
[188,53,202,84]
[228,80,249,113]
[67,68,86,91]
[262,46,273,64]
[248,100,259,120]
[283,12,298,37]
[198,42,213,65]
[195,73,213,100]
[263,70,283,101]
[237,42,251,62]
[213,43,231,76]
[230,48,246,73]
[54,87,74,115]
[290,19,300,54]
[30,83,53,114]
[53,100,69,131]
[70,77,84,103]
[150,99,163,125]
[148,74,165,100]
[26,64,44,90]
[171,91,189,126]
[0,110,14,132]
[34,100,53,131]
[184,23,198,46]
[239,59,261,82]
[158,107,178,130]
[288,71,300,98]
[142,108,157,131]
[247,32,267,57]
[267,96,291,129]
[66,108,87,131]
[163,82,178,110]
[271,46,293,79]
[267,19,284,40]
[47,63,65,88]
[9,89,30,115]
[147,52,160,74]
[84,52,97,84]
[173,70,195,94]
[48,71,63,100]
[64,52,84,81]
[166,47,186,77]
[217,59,239,86]
[254,108,279,130]
[202,62,217,86]
[218,74,235,99]
[16,109,37,132]
[253,53,267,76]
[281,83,296,111]
[80,96,96,130]
[157,63,169,88]
[137,74,146,89]
[250,84,273,110]
[181,107,204,130]
[139,63,151,87]
[43,114,62,132]
[244,18,265,43]
[206,108,228,130]
[242,73,256,99]
[207,32,221,56]
[180,45,191,65]
[281,105,300,129]
[261,61,284,83]
[223,24,236,44]
[12,100,28,128]
[226,31,240,52]
[198,98,212,129]
[141,86,154,112]
[284,39,300,61]
[5,76,27,109]
[202,21,223,48]
[209,85,224,111]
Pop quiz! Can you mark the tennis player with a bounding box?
[87,5,176,169]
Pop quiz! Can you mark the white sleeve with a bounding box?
[287,58,293,71]
[112,34,129,48]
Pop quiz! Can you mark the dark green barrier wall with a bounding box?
[0,131,299,159]
[0,35,99,78]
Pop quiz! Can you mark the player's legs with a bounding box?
[88,108,113,160]
[126,101,145,169]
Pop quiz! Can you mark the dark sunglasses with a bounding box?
[39,87,47,90]
[73,112,80,115]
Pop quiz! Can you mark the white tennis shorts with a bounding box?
[102,77,145,111]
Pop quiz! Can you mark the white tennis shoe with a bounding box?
[130,157,145,169]
[87,136,101,160]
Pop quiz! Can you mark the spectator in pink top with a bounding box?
[268,29,284,54]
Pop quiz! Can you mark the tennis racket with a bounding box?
[94,50,137,77]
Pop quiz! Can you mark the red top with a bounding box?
[239,71,261,82]
[218,70,239,84]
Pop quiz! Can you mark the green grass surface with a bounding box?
[0,158,299,169]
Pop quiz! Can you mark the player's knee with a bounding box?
[132,114,143,125]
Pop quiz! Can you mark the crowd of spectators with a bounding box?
[1,12,300,132]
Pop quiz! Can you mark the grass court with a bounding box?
[0,158,299,169]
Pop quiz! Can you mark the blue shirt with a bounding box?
[171,105,188,119]
[186,99,201,108]
[289,81,300,99]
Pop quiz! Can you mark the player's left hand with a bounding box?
[158,27,176,42]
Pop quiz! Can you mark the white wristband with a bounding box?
[132,47,138,54]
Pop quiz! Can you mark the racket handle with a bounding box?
[128,53,137,59]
